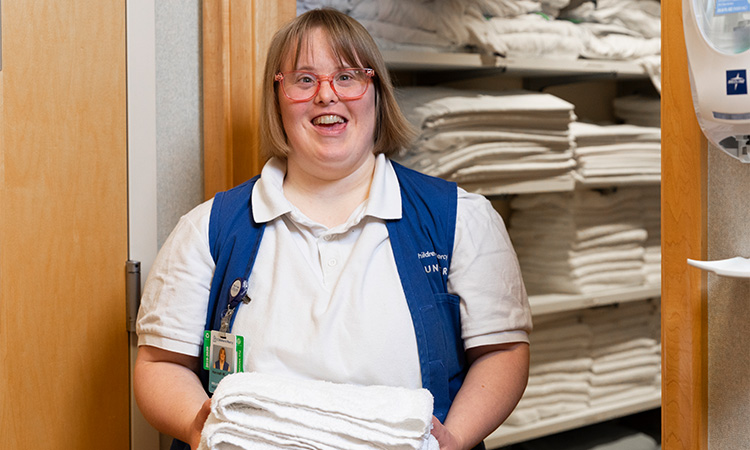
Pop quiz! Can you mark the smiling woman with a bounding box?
[133,8,532,450]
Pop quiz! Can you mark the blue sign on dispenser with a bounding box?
[726,70,748,94]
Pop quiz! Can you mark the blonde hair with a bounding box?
[260,8,415,160]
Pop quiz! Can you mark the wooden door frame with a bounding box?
[661,0,708,448]
[202,0,296,199]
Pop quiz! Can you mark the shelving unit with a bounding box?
[382,50,647,78]
[529,285,661,316]
[485,391,661,448]
[385,49,661,449]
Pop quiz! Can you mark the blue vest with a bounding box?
[174,162,483,450]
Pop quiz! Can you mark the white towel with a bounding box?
[199,372,439,450]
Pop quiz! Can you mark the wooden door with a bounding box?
[0,1,130,448]
[203,0,296,198]
[661,0,708,448]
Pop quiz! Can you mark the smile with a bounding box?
[312,114,347,126]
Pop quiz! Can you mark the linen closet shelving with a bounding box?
[384,50,662,449]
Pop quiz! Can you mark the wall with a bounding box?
[155,0,204,247]
[154,2,203,448]
[706,146,750,449]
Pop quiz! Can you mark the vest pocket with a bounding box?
[435,293,467,395]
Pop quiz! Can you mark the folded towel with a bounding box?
[199,372,439,450]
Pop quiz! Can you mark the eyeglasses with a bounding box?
[274,68,375,102]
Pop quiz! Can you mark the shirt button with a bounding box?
[324,235,333,241]
[327,259,337,267]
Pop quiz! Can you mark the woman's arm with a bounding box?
[134,345,211,449]
[432,342,530,450]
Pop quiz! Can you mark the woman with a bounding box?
[134,8,531,450]
[213,348,230,372]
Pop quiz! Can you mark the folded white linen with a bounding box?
[199,372,438,450]
[529,356,593,375]
[591,338,659,358]
[530,346,591,364]
[613,95,661,127]
[530,336,592,354]
[573,172,661,187]
[536,401,589,419]
[588,385,659,407]
[465,14,586,59]
[591,354,661,374]
[524,380,591,397]
[503,406,542,426]
[512,229,648,254]
[589,365,659,386]
[529,322,592,344]
[516,392,590,409]
[455,173,576,196]
[528,371,591,386]
[397,87,575,131]
[466,0,541,20]
[593,345,659,364]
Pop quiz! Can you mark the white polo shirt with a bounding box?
[137,155,531,389]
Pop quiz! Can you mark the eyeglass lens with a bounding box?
[282,69,371,100]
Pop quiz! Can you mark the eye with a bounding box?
[293,73,317,86]
[335,70,360,85]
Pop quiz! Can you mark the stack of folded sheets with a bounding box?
[640,186,661,286]
[505,311,593,426]
[199,372,439,450]
[570,121,661,188]
[509,187,650,295]
[395,86,577,195]
[299,0,662,82]
[505,300,660,428]
[584,300,661,407]
[613,95,661,128]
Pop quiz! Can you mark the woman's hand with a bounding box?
[431,416,466,450]
[188,397,212,449]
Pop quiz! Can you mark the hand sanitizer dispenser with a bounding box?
[683,0,750,162]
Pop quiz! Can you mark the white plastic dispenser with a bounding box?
[683,0,750,162]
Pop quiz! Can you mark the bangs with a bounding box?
[285,26,371,71]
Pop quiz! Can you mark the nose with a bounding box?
[315,78,339,104]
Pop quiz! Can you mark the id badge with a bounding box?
[203,330,244,393]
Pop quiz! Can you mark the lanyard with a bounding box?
[219,277,251,334]
[215,191,266,335]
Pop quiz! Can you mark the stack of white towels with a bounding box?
[570,121,661,188]
[198,372,439,450]
[299,0,661,66]
[395,86,577,195]
[586,300,661,408]
[505,311,594,426]
[613,95,661,128]
[641,186,661,286]
[508,187,653,295]
[505,299,660,427]
[464,0,661,64]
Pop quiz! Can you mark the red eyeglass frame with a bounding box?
[274,68,375,102]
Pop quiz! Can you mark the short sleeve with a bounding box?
[449,188,532,349]
[136,199,216,356]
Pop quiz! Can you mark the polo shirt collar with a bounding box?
[251,154,403,224]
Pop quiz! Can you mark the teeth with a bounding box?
[313,115,345,125]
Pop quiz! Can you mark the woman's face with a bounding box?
[278,28,377,180]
